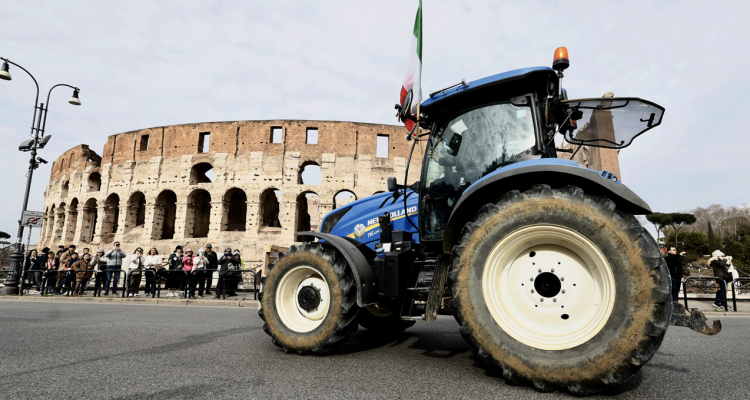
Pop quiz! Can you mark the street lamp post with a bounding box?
[0,57,81,295]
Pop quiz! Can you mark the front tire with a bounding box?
[448,185,671,395]
[259,242,359,354]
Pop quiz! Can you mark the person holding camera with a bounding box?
[203,244,217,295]
[104,242,126,296]
[128,247,145,297]
[190,248,208,298]
[73,253,94,296]
[709,250,732,310]
[665,246,686,301]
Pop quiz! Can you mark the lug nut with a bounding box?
[531,289,535,293]
[530,277,534,281]
[538,268,542,273]
[551,268,555,273]
[540,298,544,302]
[562,289,566,294]
[553,298,557,302]
[561,277,565,281]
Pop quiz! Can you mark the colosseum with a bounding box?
[38,120,422,265]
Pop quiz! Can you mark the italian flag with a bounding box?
[399,1,422,132]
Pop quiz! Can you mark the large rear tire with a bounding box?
[258,242,359,354]
[448,185,671,395]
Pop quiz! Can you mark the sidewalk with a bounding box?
[0,294,259,308]
[682,299,750,316]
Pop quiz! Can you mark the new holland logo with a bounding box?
[353,224,366,238]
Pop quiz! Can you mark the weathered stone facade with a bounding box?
[39,120,422,264]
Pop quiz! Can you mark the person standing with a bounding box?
[225,250,245,297]
[203,244,217,295]
[43,250,59,294]
[58,245,77,273]
[55,252,78,295]
[664,246,686,301]
[91,249,108,296]
[104,242,127,296]
[27,248,47,294]
[181,248,195,298]
[128,248,145,297]
[73,253,94,295]
[143,248,162,296]
[190,248,208,298]
[216,248,233,299]
[709,250,732,310]
[165,246,184,297]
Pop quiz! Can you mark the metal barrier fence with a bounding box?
[19,268,126,297]
[14,264,263,301]
[730,277,750,312]
[682,276,750,312]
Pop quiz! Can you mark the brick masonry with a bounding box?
[39,120,423,265]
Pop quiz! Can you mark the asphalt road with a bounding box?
[0,302,746,399]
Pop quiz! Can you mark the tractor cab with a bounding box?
[409,50,664,247]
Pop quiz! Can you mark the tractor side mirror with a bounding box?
[387,177,398,192]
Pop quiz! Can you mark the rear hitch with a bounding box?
[669,302,722,335]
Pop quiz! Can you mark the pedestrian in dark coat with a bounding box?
[709,250,732,309]
[664,246,686,301]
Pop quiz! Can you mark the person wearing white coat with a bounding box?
[128,247,145,297]
[143,248,163,296]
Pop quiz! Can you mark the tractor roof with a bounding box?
[421,66,555,116]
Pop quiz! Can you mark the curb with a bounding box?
[0,295,258,308]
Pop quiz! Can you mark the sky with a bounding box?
[1,0,749,245]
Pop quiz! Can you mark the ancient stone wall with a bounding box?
[39,120,423,265]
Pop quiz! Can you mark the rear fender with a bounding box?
[297,231,377,307]
[442,161,652,253]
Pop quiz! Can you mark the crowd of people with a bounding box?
[664,246,740,309]
[21,241,253,299]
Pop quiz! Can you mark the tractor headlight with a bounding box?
[320,207,352,234]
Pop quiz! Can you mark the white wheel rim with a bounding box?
[276,266,330,333]
[482,225,616,350]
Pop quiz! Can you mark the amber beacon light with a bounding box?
[553,47,569,71]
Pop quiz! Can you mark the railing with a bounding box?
[682,276,750,312]
[155,269,190,298]
[730,277,750,312]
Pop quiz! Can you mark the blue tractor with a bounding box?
[258,48,719,394]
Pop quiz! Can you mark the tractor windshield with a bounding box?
[422,101,536,239]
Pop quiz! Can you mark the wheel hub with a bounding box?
[297,285,321,312]
[482,225,616,350]
[534,272,561,298]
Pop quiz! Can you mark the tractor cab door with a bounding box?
[559,97,665,149]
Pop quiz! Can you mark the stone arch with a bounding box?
[61,180,69,198]
[64,198,79,243]
[259,188,282,229]
[54,202,67,244]
[223,187,247,232]
[124,191,147,233]
[88,172,101,192]
[187,189,211,238]
[46,204,56,243]
[295,191,321,242]
[81,198,98,243]
[190,162,214,184]
[298,161,321,185]
[103,193,120,235]
[154,190,178,240]
[334,190,357,209]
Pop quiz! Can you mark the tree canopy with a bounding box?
[646,213,673,242]
[0,231,10,240]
